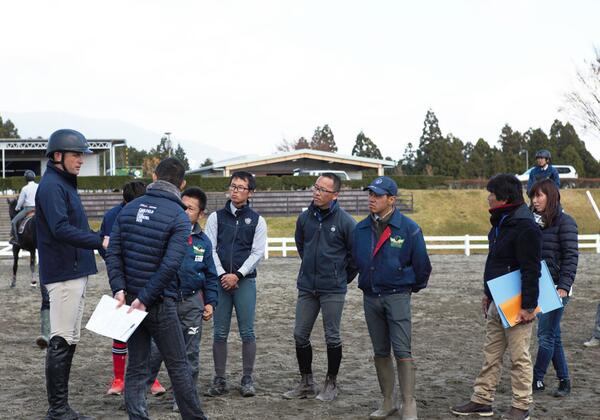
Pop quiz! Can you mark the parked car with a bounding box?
[293,169,351,181]
[516,165,578,187]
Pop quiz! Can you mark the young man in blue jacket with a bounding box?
[106,158,207,420]
[283,173,357,402]
[36,129,108,420]
[526,149,560,195]
[147,186,219,412]
[204,171,267,398]
[98,180,169,397]
[352,176,431,420]
[451,174,541,420]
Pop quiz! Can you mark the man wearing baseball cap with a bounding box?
[352,176,431,420]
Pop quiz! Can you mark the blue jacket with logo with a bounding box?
[215,201,260,278]
[106,181,190,307]
[295,200,357,294]
[352,209,432,296]
[35,161,103,285]
[178,223,219,307]
[527,165,560,194]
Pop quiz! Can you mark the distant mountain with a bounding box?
[1,111,236,168]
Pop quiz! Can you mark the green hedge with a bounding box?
[0,174,452,193]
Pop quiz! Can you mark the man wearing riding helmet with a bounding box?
[9,169,38,246]
[36,129,108,419]
[526,149,560,195]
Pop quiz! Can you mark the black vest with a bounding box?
[216,201,260,278]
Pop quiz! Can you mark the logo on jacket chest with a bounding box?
[244,217,252,225]
[193,245,205,262]
[390,235,404,248]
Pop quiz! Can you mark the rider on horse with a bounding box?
[9,169,38,246]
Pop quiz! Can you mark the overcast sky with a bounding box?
[2,0,600,167]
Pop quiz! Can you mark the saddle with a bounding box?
[18,212,35,235]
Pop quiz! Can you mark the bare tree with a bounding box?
[562,47,600,139]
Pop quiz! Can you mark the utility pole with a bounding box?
[164,132,172,157]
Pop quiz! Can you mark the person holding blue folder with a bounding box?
[529,179,578,398]
[451,174,541,420]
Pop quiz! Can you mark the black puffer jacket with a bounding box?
[484,203,542,310]
[537,209,578,292]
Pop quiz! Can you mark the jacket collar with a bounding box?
[191,222,202,237]
[46,160,78,188]
[489,202,532,227]
[308,200,338,221]
[225,199,251,216]
[358,208,403,229]
[146,180,186,209]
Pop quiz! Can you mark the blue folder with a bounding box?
[487,260,563,328]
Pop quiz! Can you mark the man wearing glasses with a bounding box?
[204,171,267,398]
[283,173,357,402]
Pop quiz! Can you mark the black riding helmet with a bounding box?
[535,149,551,160]
[24,170,36,181]
[46,129,92,160]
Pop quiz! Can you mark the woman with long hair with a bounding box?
[529,178,578,398]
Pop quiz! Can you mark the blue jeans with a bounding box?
[363,292,412,359]
[294,290,345,348]
[534,297,570,381]
[125,297,205,420]
[148,293,204,389]
[213,277,256,343]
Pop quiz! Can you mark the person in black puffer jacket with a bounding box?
[529,179,578,398]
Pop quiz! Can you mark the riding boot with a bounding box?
[396,358,418,420]
[36,309,51,349]
[45,337,92,420]
[370,356,397,419]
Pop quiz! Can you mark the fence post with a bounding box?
[597,234,600,254]
[283,239,287,257]
[264,238,269,260]
[464,234,470,256]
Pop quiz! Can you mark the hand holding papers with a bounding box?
[487,261,562,328]
[85,295,148,341]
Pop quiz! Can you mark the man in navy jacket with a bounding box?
[147,186,219,412]
[352,176,431,420]
[36,129,108,420]
[106,158,207,420]
[283,173,357,402]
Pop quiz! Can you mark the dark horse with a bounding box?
[7,198,37,288]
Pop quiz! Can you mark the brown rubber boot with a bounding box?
[370,356,397,419]
[396,358,418,420]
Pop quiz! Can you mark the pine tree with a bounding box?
[0,115,20,138]
[400,142,417,175]
[415,109,443,174]
[174,143,190,170]
[497,124,524,174]
[351,131,383,159]
[310,124,337,152]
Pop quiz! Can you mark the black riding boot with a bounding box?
[45,337,92,420]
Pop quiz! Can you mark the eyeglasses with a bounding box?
[312,184,336,194]
[229,184,250,192]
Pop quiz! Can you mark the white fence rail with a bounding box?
[3,235,600,259]
[263,234,600,258]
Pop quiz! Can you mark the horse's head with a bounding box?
[7,198,17,220]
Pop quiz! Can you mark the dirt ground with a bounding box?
[1,254,599,420]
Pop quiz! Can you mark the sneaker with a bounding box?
[583,337,600,347]
[532,380,545,392]
[282,374,318,399]
[240,375,256,397]
[107,378,125,395]
[501,406,530,420]
[205,376,228,397]
[553,379,571,397]
[150,379,166,396]
[450,401,494,417]
[315,374,338,402]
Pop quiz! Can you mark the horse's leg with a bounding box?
[30,249,37,287]
[10,246,19,288]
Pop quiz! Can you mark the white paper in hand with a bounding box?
[85,295,147,342]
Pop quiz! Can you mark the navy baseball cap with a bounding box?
[363,176,398,196]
